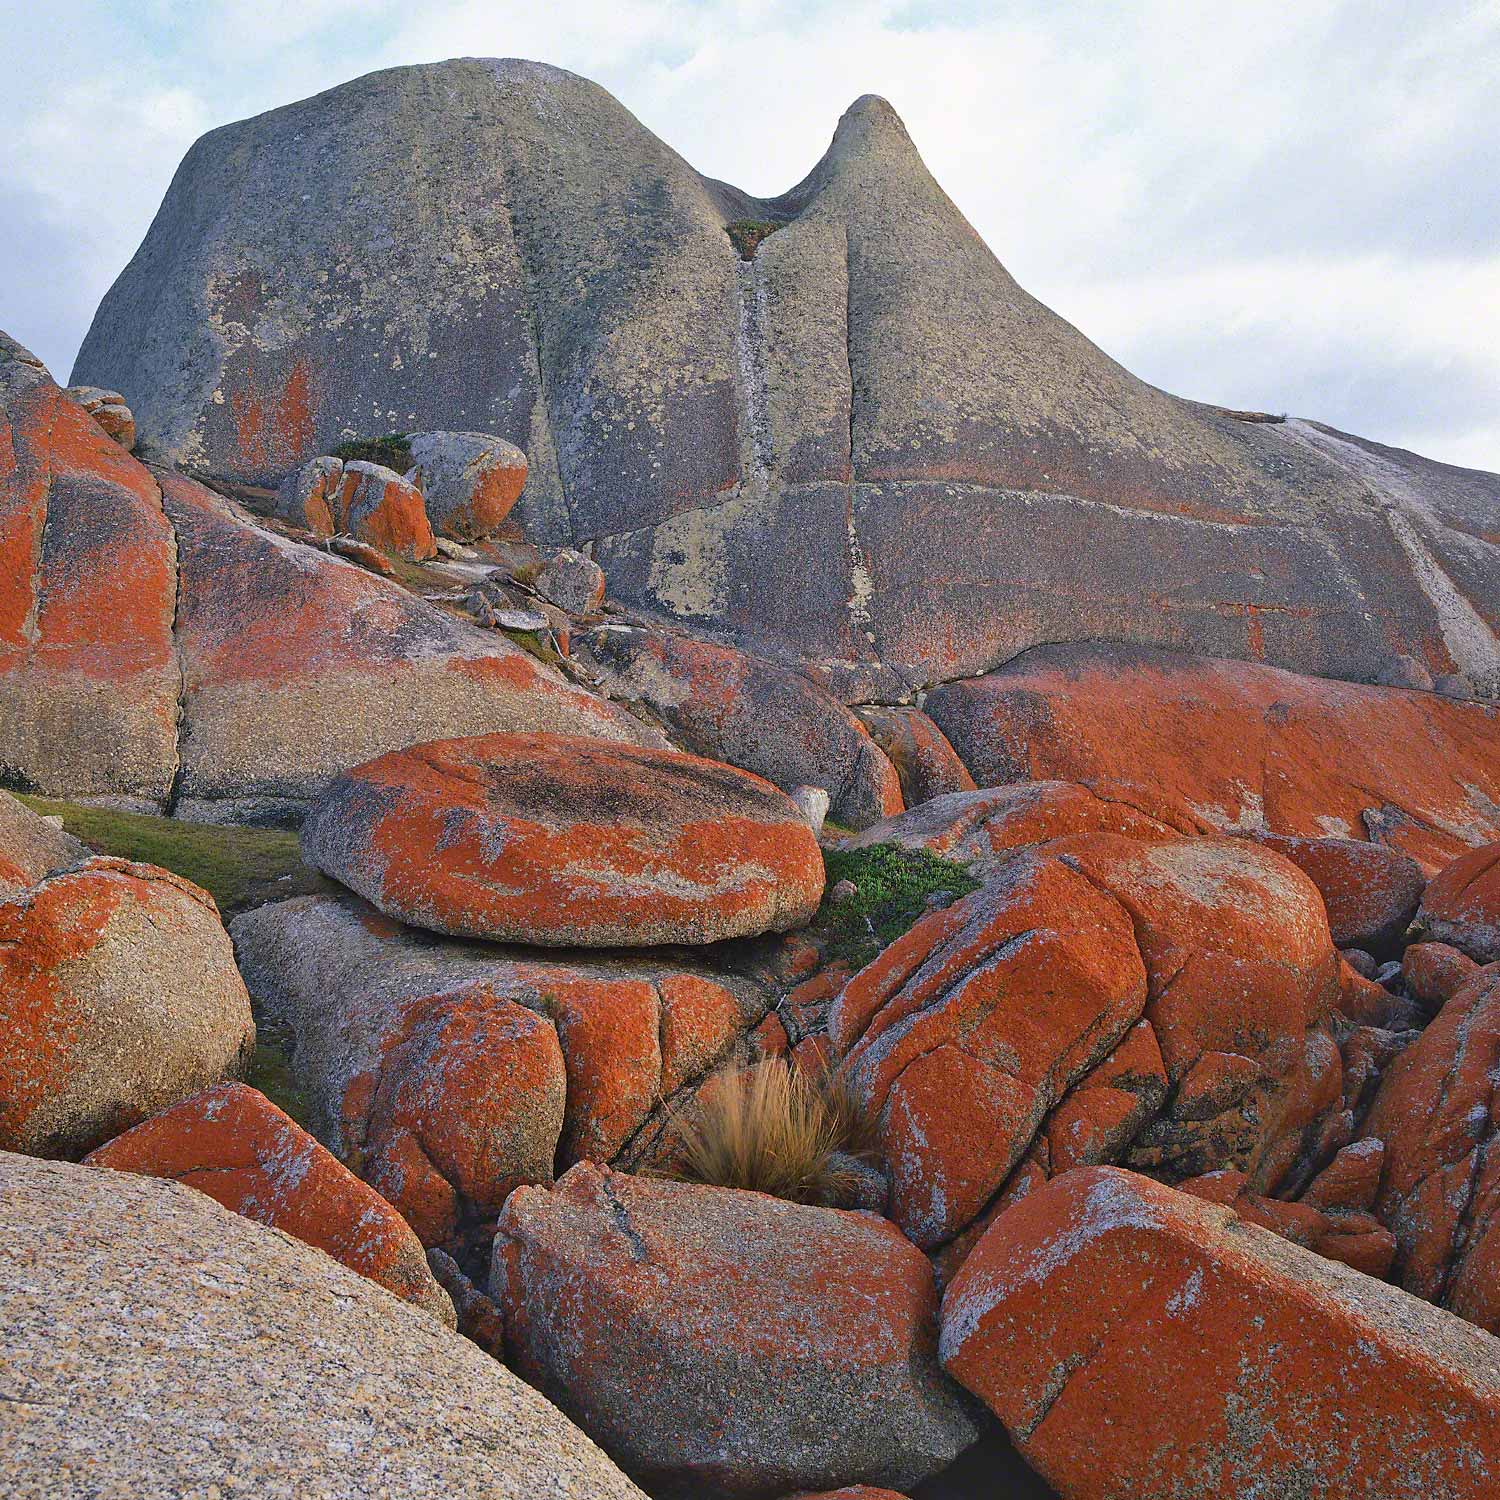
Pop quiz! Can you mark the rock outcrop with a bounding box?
[0,1151,648,1498]
[299,733,825,946]
[72,61,1500,694]
[941,1167,1500,1500]
[578,625,903,829]
[230,891,769,1245]
[407,430,527,540]
[0,845,253,1159]
[494,1163,980,1498]
[1416,842,1500,963]
[831,834,1360,1249]
[926,643,1500,870]
[0,333,660,815]
[85,1081,454,1322]
[1363,961,1500,1332]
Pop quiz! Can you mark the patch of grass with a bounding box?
[16,797,328,916]
[243,1038,313,1129]
[329,433,413,470]
[725,220,781,260]
[815,842,981,970]
[658,1057,874,1206]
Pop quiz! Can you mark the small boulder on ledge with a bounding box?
[338,460,437,560]
[63,384,135,448]
[1415,841,1500,963]
[299,733,825,947]
[534,547,607,616]
[406,430,527,540]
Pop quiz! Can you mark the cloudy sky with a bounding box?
[5,0,1497,470]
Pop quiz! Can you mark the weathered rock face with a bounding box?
[0,1151,648,1499]
[84,1081,454,1322]
[162,472,657,823]
[0,853,254,1159]
[926,643,1500,870]
[494,1163,980,1498]
[851,707,976,808]
[299,733,825,946]
[578,625,903,830]
[0,789,87,897]
[1249,831,1426,957]
[0,333,660,814]
[230,892,768,1245]
[0,333,180,804]
[831,834,1354,1249]
[940,1167,1500,1500]
[1364,962,1500,1333]
[1417,842,1500,963]
[73,61,1500,694]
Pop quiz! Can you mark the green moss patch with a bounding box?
[329,433,413,470]
[726,220,781,260]
[814,843,981,970]
[16,797,329,916]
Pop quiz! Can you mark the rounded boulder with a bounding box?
[299,733,825,947]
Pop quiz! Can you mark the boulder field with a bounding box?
[6,50,1500,1500]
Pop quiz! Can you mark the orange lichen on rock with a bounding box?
[941,1167,1500,1500]
[1417,841,1500,962]
[299,733,826,947]
[0,856,253,1159]
[926,644,1500,871]
[85,1082,453,1323]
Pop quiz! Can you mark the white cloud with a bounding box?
[1,0,1496,469]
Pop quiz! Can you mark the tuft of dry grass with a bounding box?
[659,1057,878,1207]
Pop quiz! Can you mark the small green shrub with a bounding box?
[726,220,781,260]
[330,433,413,470]
[659,1057,875,1205]
[816,842,981,970]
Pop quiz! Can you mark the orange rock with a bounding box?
[832,833,1352,1250]
[941,1167,1500,1500]
[1364,963,1500,1332]
[85,1082,453,1323]
[783,1490,912,1499]
[852,706,976,807]
[230,890,768,1239]
[337,460,437,561]
[0,856,254,1159]
[836,779,1185,874]
[494,1164,979,1497]
[300,733,825,947]
[1250,831,1425,956]
[1417,842,1500,963]
[832,850,1147,1248]
[926,644,1500,872]
[1403,940,1480,1014]
[351,982,566,1248]
[0,334,179,802]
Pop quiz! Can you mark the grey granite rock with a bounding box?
[72,62,1500,697]
[0,1151,648,1500]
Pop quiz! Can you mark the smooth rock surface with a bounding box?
[941,1166,1500,1500]
[494,1163,980,1498]
[0,1151,648,1499]
[299,732,825,945]
[73,64,1500,693]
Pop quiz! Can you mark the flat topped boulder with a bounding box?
[299,733,825,946]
